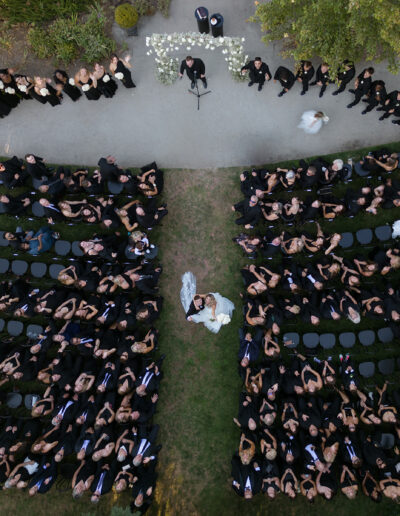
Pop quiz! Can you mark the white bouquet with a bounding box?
[82,84,90,92]
[115,72,124,80]
[0,80,3,89]
[216,313,231,325]
[17,84,27,93]
[102,74,110,83]
[68,78,75,86]
[5,87,15,94]
[40,88,49,96]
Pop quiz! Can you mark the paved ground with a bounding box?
[0,0,399,168]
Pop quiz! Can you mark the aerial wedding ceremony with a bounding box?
[0,0,399,515]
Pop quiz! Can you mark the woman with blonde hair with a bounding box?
[74,67,100,100]
[298,110,329,134]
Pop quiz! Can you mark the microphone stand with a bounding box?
[187,71,211,111]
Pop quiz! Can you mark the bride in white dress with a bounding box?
[298,110,329,134]
[180,272,235,334]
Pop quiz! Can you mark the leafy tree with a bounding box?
[251,0,400,78]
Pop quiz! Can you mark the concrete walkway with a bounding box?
[0,0,399,168]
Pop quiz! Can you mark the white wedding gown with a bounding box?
[298,110,326,134]
[180,272,235,334]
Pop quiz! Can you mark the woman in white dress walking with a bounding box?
[298,110,329,134]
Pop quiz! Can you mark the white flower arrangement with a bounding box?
[17,84,27,93]
[40,88,49,96]
[115,72,124,80]
[5,87,15,94]
[82,84,90,92]
[0,80,3,89]
[68,78,75,86]
[102,74,110,83]
[147,31,248,85]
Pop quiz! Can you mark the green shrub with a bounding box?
[0,0,92,24]
[157,0,171,17]
[76,5,115,62]
[27,4,115,65]
[115,3,139,28]
[27,27,53,59]
[133,0,156,17]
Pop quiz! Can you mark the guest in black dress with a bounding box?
[31,77,62,106]
[74,68,101,100]
[14,74,34,100]
[0,96,12,118]
[53,70,82,102]
[93,63,117,98]
[109,54,136,89]
[0,68,20,108]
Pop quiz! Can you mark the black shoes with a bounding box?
[379,115,386,121]
[347,103,355,108]
[349,89,355,93]
[300,91,306,95]
[203,79,207,88]
[319,91,324,98]
[361,110,367,115]
[248,81,254,87]
[278,91,285,97]
[332,90,339,96]
[258,84,263,92]
[392,120,400,125]
[191,81,195,89]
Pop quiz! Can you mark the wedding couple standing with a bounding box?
[180,272,235,333]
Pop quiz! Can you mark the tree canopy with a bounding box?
[251,0,400,78]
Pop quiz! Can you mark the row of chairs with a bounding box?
[0,232,84,257]
[0,319,43,338]
[0,259,66,279]
[283,327,395,350]
[359,358,398,377]
[339,225,393,249]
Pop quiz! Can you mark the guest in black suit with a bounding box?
[238,328,261,368]
[0,156,27,188]
[179,55,207,89]
[241,57,271,92]
[90,460,118,503]
[231,454,262,499]
[232,195,261,228]
[131,462,157,513]
[332,61,355,95]
[296,60,315,96]
[28,458,58,496]
[97,155,121,182]
[131,425,161,467]
[274,66,295,97]
[25,154,51,180]
[347,67,374,108]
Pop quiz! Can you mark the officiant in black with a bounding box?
[179,56,207,89]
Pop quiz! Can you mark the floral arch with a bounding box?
[146,32,248,85]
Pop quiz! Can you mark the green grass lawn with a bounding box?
[0,143,400,515]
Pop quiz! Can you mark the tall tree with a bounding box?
[251,0,400,78]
